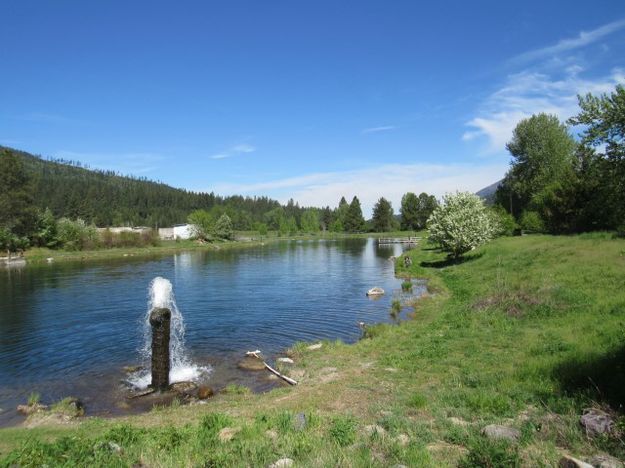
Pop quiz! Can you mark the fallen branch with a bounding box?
[245,350,298,386]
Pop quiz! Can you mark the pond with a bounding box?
[0,238,424,426]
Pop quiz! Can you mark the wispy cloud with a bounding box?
[510,18,625,66]
[362,125,395,134]
[210,143,257,159]
[54,150,164,174]
[212,162,507,217]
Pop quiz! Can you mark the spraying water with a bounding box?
[127,277,210,389]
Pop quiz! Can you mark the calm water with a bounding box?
[0,238,420,426]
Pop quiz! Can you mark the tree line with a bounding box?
[494,84,625,234]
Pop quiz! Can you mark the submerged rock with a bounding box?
[170,381,198,395]
[237,357,266,371]
[123,365,143,373]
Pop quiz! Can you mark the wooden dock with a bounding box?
[378,237,421,244]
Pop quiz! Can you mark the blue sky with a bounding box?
[2,1,625,215]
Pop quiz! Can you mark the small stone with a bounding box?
[265,429,278,441]
[392,465,408,468]
[269,458,294,468]
[94,441,123,454]
[396,434,410,446]
[122,365,143,373]
[170,381,198,395]
[218,427,240,442]
[277,357,294,364]
[481,424,520,442]
[363,425,387,437]
[307,343,323,351]
[589,454,624,468]
[384,367,398,373]
[197,386,214,400]
[580,408,614,436]
[294,412,306,431]
[558,455,594,468]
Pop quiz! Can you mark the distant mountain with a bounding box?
[2,146,282,228]
[476,180,502,204]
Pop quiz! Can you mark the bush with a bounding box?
[55,218,98,251]
[490,206,517,236]
[214,214,234,240]
[519,211,545,233]
[428,192,498,258]
[99,229,160,248]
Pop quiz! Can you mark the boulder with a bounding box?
[558,455,594,468]
[197,386,214,400]
[589,454,624,468]
[580,408,614,436]
[481,424,520,442]
[171,381,198,395]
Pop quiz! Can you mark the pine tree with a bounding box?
[372,197,394,232]
[344,196,365,232]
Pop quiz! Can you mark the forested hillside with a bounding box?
[3,146,281,228]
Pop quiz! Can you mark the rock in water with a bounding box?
[171,381,198,395]
[366,287,385,296]
[237,357,266,371]
[481,424,520,442]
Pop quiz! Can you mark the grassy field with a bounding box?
[2,233,624,466]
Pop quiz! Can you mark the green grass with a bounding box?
[3,233,625,466]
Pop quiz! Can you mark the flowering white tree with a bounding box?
[427,192,498,258]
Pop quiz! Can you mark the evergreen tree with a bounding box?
[344,196,365,232]
[0,149,36,239]
[400,192,419,230]
[416,192,438,229]
[372,197,394,232]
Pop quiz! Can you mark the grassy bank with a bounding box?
[2,233,624,466]
[21,231,419,265]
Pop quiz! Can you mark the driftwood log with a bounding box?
[245,350,298,386]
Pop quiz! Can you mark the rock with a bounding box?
[237,357,266,371]
[95,441,123,454]
[384,367,398,373]
[580,408,614,436]
[559,455,594,468]
[17,403,48,415]
[64,398,85,417]
[481,424,520,442]
[589,454,624,468]
[218,427,240,442]
[366,287,385,296]
[294,412,306,431]
[306,343,323,351]
[269,458,294,468]
[197,386,214,400]
[392,465,408,468]
[123,365,143,373]
[265,429,278,441]
[171,381,198,395]
[363,425,387,437]
[277,357,294,364]
[396,433,410,446]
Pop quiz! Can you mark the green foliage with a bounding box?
[187,209,213,240]
[99,229,160,248]
[371,197,394,232]
[254,222,268,236]
[344,196,365,232]
[400,192,419,230]
[300,208,320,233]
[391,299,402,315]
[27,392,40,406]
[407,392,427,408]
[401,280,413,291]
[0,149,36,239]
[0,227,29,254]
[214,213,234,240]
[56,218,98,250]
[428,192,498,257]
[490,206,517,236]
[328,415,357,446]
[32,208,58,248]
[519,211,544,233]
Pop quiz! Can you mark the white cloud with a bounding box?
[510,18,625,66]
[212,162,507,217]
[362,125,395,134]
[464,68,625,153]
[210,143,256,159]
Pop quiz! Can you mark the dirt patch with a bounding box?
[473,290,542,317]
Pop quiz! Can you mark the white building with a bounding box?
[173,224,195,240]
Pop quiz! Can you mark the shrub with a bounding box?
[428,192,498,258]
[401,280,413,291]
[55,218,98,250]
[519,211,545,233]
[27,392,40,406]
[490,206,517,236]
[214,214,234,240]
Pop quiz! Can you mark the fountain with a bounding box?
[127,277,210,390]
